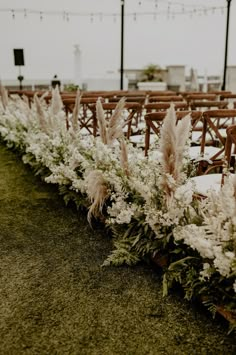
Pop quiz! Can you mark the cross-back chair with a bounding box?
[144,102,189,113]
[90,101,142,138]
[144,110,202,157]
[220,93,236,101]
[148,95,184,103]
[197,109,236,174]
[190,100,228,111]
[186,93,217,107]
[63,97,104,133]
[189,124,236,196]
[148,91,176,97]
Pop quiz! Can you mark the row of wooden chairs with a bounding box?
[143,109,236,175]
[9,89,236,105]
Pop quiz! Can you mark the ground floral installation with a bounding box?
[0,85,235,330]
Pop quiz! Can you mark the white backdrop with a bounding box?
[0,0,235,82]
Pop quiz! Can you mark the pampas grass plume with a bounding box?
[86,170,109,223]
[71,89,81,132]
[50,86,63,115]
[120,138,129,176]
[34,94,48,134]
[0,83,8,110]
[96,98,108,144]
[159,103,191,198]
[107,97,126,144]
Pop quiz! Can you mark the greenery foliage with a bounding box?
[142,63,163,82]
[0,89,235,329]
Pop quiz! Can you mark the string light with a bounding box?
[1,2,227,24]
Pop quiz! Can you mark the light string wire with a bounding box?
[0,4,226,21]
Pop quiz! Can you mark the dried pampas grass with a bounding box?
[86,170,109,223]
[20,96,31,121]
[120,138,129,176]
[96,97,125,146]
[96,98,108,144]
[71,89,81,132]
[34,94,49,134]
[107,97,126,144]
[0,82,8,110]
[50,86,63,115]
[39,91,49,103]
[232,175,236,200]
[175,113,191,178]
[159,103,191,198]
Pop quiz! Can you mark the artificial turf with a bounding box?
[0,143,235,354]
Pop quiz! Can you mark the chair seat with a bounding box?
[188,173,222,195]
[188,146,223,161]
[191,131,212,143]
[129,134,156,146]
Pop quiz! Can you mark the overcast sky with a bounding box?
[0,0,235,81]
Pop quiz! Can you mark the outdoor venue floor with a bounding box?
[0,143,235,355]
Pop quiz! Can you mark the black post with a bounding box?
[17,66,24,91]
[222,0,232,90]
[120,0,125,90]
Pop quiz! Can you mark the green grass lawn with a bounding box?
[0,143,235,355]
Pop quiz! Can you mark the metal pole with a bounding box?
[18,66,24,91]
[222,0,232,90]
[120,0,125,90]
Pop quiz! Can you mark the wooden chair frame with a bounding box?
[89,102,142,138]
[144,110,202,156]
[198,110,236,173]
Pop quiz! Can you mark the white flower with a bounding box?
[233,280,236,293]
[199,263,212,280]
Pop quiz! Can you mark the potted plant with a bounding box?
[137,63,167,91]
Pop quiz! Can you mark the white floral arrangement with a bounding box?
[0,86,235,325]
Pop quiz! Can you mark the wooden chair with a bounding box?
[89,102,142,138]
[197,109,236,174]
[220,93,236,101]
[219,93,236,109]
[148,90,176,97]
[190,100,228,111]
[208,90,231,100]
[115,91,147,97]
[63,97,104,134]
[189,124,236,196]
[108,96,146,105]
[144,102,189,113]
[144,110,202,157]
[209,90,231,95]
[186,93,217,107]
[148,95,184,103]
